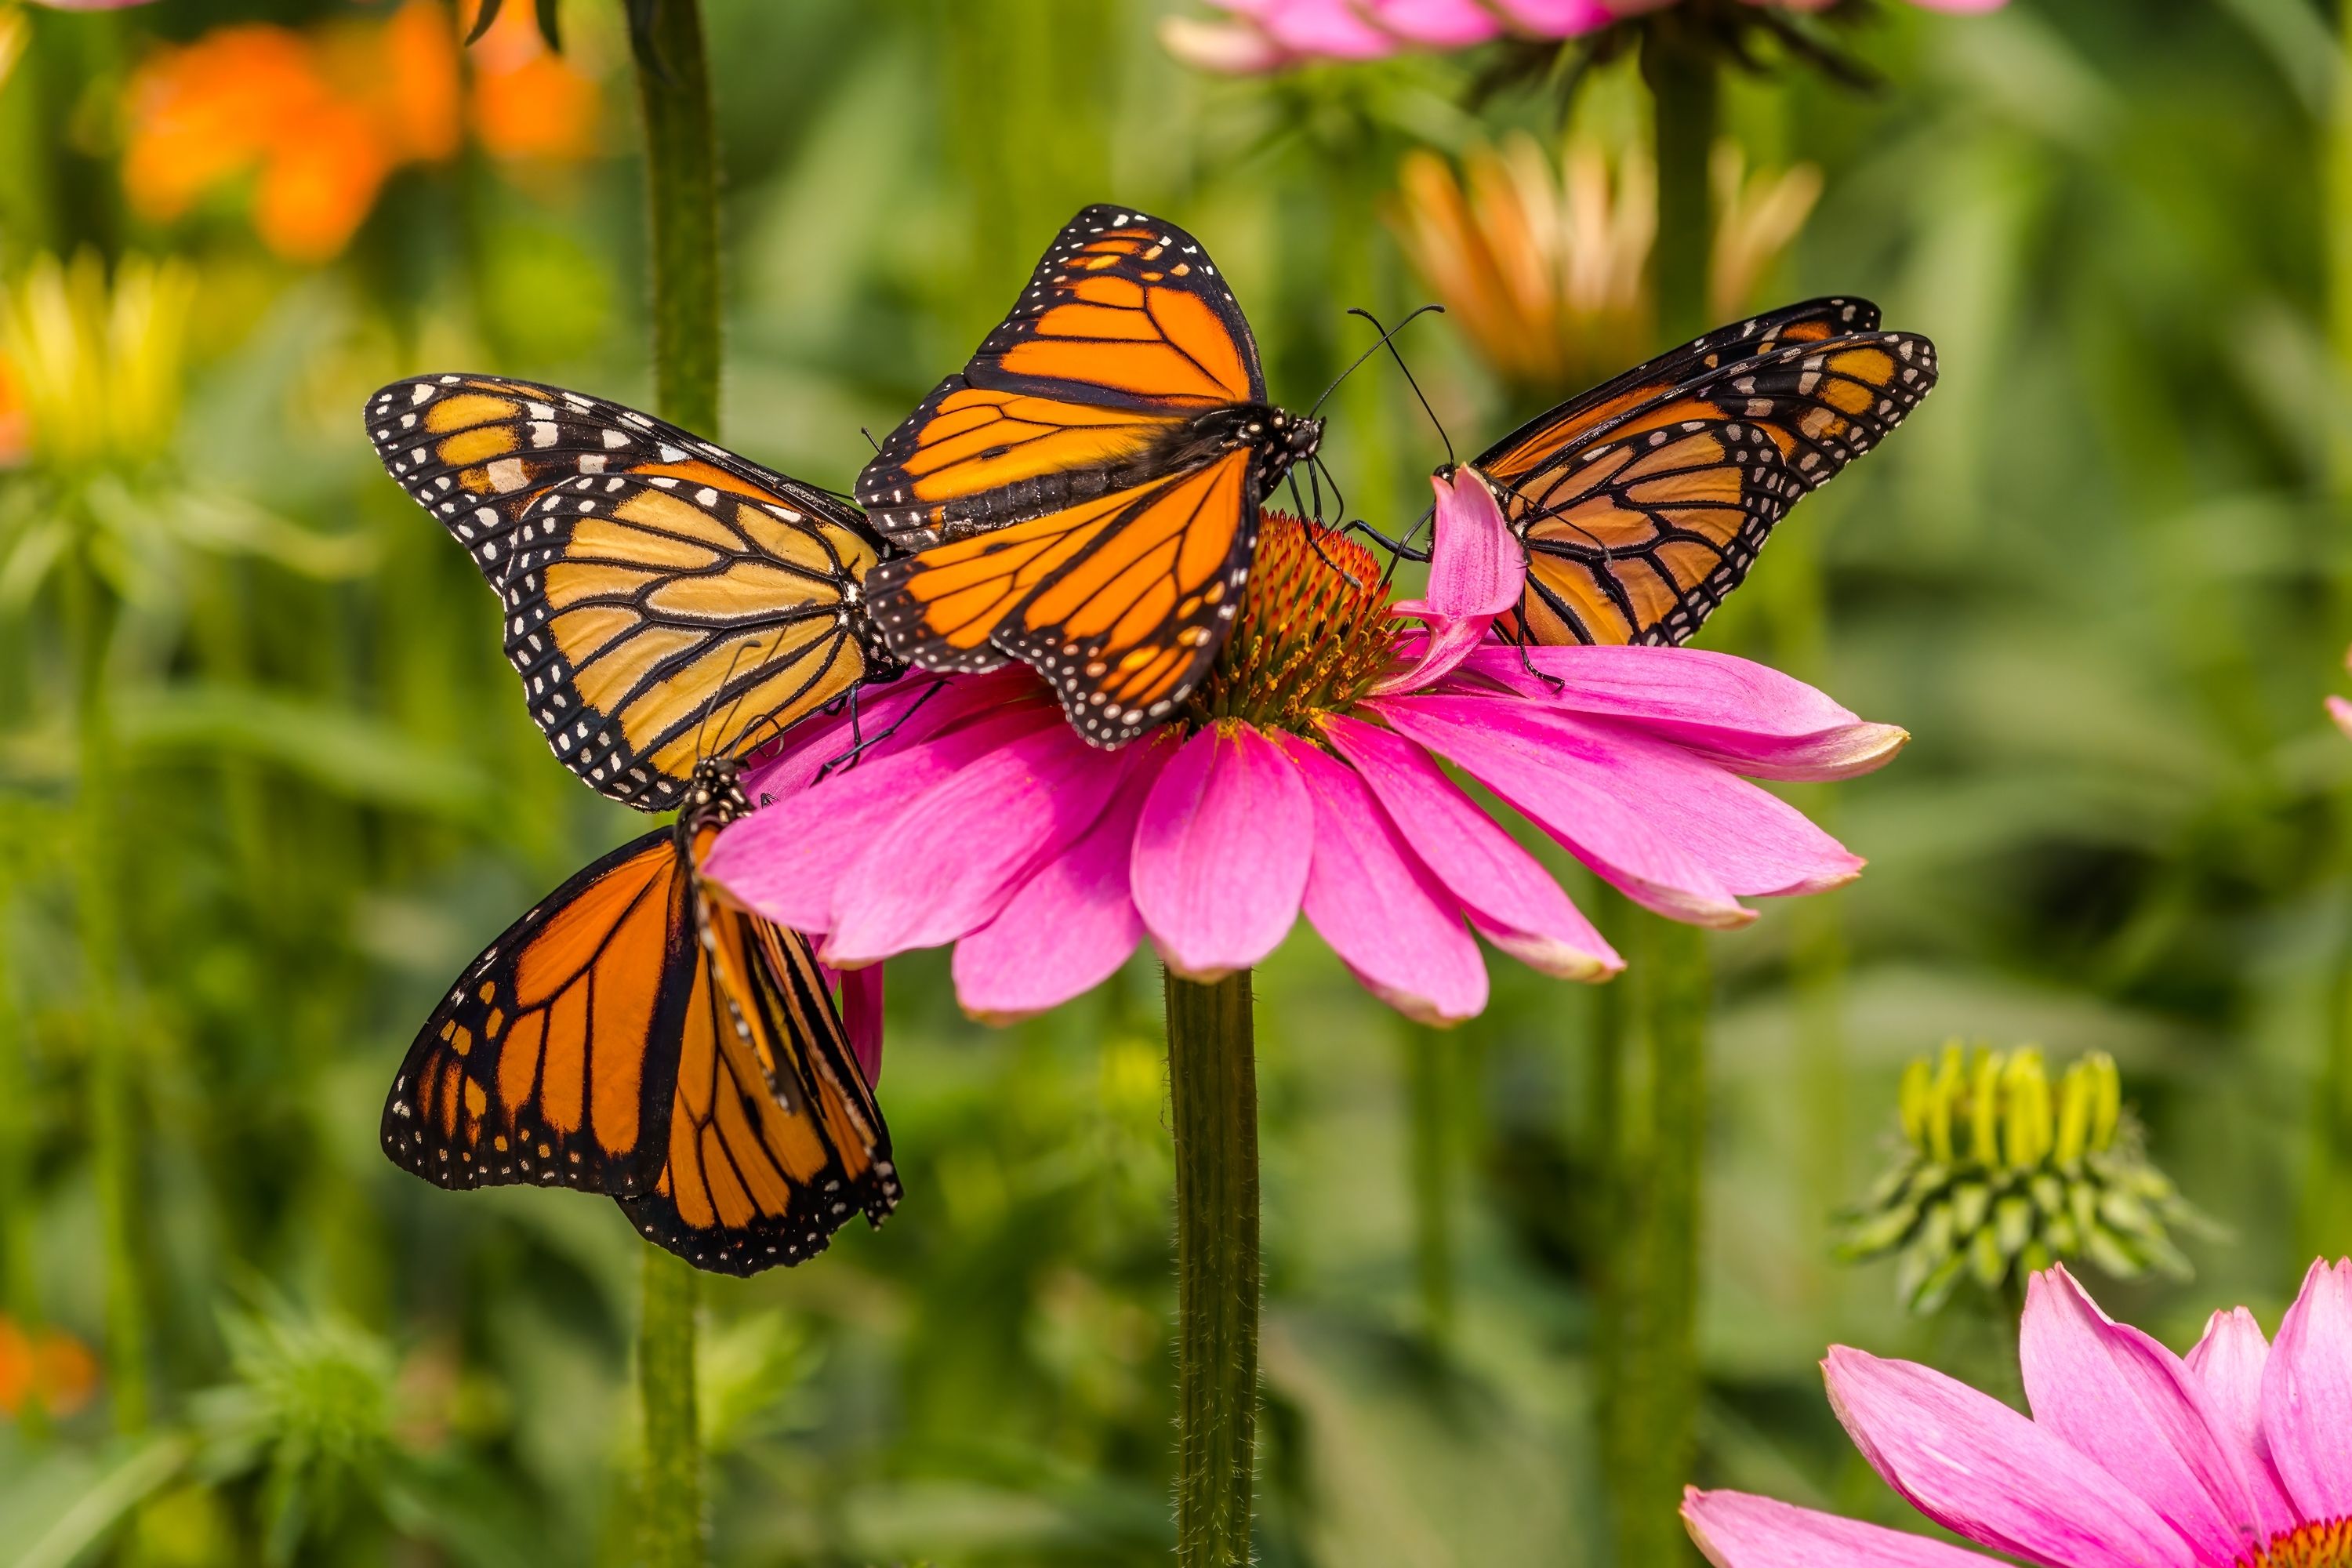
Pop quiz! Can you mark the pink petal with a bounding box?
[951,733,1178,1025]
[1363,0,1507,45]
[742,669,1036,802]
[2262,1258,2352,1520]
[1214,0,1399,56]
[1682,1489,2001,1568]
[1276,734,1487,1025]
[1905,0,2009,11]
[1824,1347,2198,1568]
[1373,470,1526,696]
[1491,0,1617,31]
[2017,1266,2263,1563]
[2328,695,2352,741]
[828,962,885,1087]
[822,720,1133,967]
[1132,721,1311,980]
[1319,712,1618,980]
[706,706,1058,935]
[1374,694,1866,923]
[1451,644,1908,782]
[2186,1308,2301,1537]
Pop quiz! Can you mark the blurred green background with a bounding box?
[0,0,2345,1563]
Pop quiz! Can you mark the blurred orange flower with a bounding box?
[0,1316,100,1419]
[122,0,598,264]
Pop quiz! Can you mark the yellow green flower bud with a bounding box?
[1835,1041,2209,1313]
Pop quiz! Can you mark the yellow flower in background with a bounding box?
[1392,130,1821,397]
[0,250,194,476]
[121,0,600,265]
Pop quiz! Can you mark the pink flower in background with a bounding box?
[707,474,1902,1028]
[1163,0,2002,71]
[2329,647,2352,740]
[1685,1261,2352,1568]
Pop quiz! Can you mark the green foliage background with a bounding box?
[1,0,2345,1563]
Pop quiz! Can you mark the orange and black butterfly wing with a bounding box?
[365,376,887,808]
[866,450,1257,742]
[383,829,695,1195]
[858,205,1265,543]
[619,866,898,1275]
[1472,297,1879,490]
[1486,327,1937,646]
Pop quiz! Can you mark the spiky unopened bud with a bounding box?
[1838,1043,2207,1313]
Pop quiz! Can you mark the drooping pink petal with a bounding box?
[1319,712,1618,979]
[2262,1258,2352,1521]
[1375,694,1866,920]
[1450,644,1907,782]
[2329,695,2352,742]
[1824,1348,2198,1568]
[829,962,885,1087]
[1132,721,1312,980]
[742,669,1036,802]
[1370,692,1748,925]
[2186,1308,2301,1537]
[822,720,1133,967]
[1374,470,1526,696]
[1276,734,1487,1025]
[1904,0,2009,11]
[706,706,1059,935]
[2017,1266,2263,1563]
[1682,1489,2002,1568]
[952,733,1178,1025]
[1363,0,1509,45]
[1211,0,1399,56]
[1494,0,1618,27]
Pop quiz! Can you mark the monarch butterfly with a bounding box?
[855,204,1323,747]
[1451,298,1937,647]
[383,756,898,1276]
[364,375,901,809]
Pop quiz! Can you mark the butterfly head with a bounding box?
[1235,404,1322,492]
[681,755,753,832]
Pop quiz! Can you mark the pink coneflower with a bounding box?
[1163,0,2002,71]
[1686,1260,2352,1568]
[706,470,1903,1028]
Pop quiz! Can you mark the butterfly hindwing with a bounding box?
[382,828,695,1196]
[365,375,891,808]
[865,450,1258,742]
[1479,311,1936,647]
[619,833,898,1275]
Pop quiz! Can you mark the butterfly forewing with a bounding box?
[365,374,891,807]
[1477,309,1937,648]
[382,829,695,1196]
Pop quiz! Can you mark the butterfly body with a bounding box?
[381,754,898,1275]
[1462,298,1938,648]
[855,204,1312,746]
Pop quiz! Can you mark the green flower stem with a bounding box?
[1166,968,1261,1568]
[629,1,719,1562]
[1645,28,1719,345]
[1594,898,1709,1568]
[0,848,46,1445]
[65,550,146,1437]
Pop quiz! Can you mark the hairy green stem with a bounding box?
[1591,41,1719,1564]
[1167,969,1260,1568]
[630,1,719,1562]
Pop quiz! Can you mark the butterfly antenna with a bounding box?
[1308,303,1446,419]
[1348,306,1454,470]
[693,637,770,769]
[818,676,945,782]
[860,426,883,456]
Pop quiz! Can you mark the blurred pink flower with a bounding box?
[1686,1260,2352,1568]
[706,473,1902,1027]
[1163,0,2002,71]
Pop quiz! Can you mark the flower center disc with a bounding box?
[2255,1519,2352,1568]
[1189,511,1396,732]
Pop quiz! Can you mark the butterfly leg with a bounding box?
[815,678,945,782]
